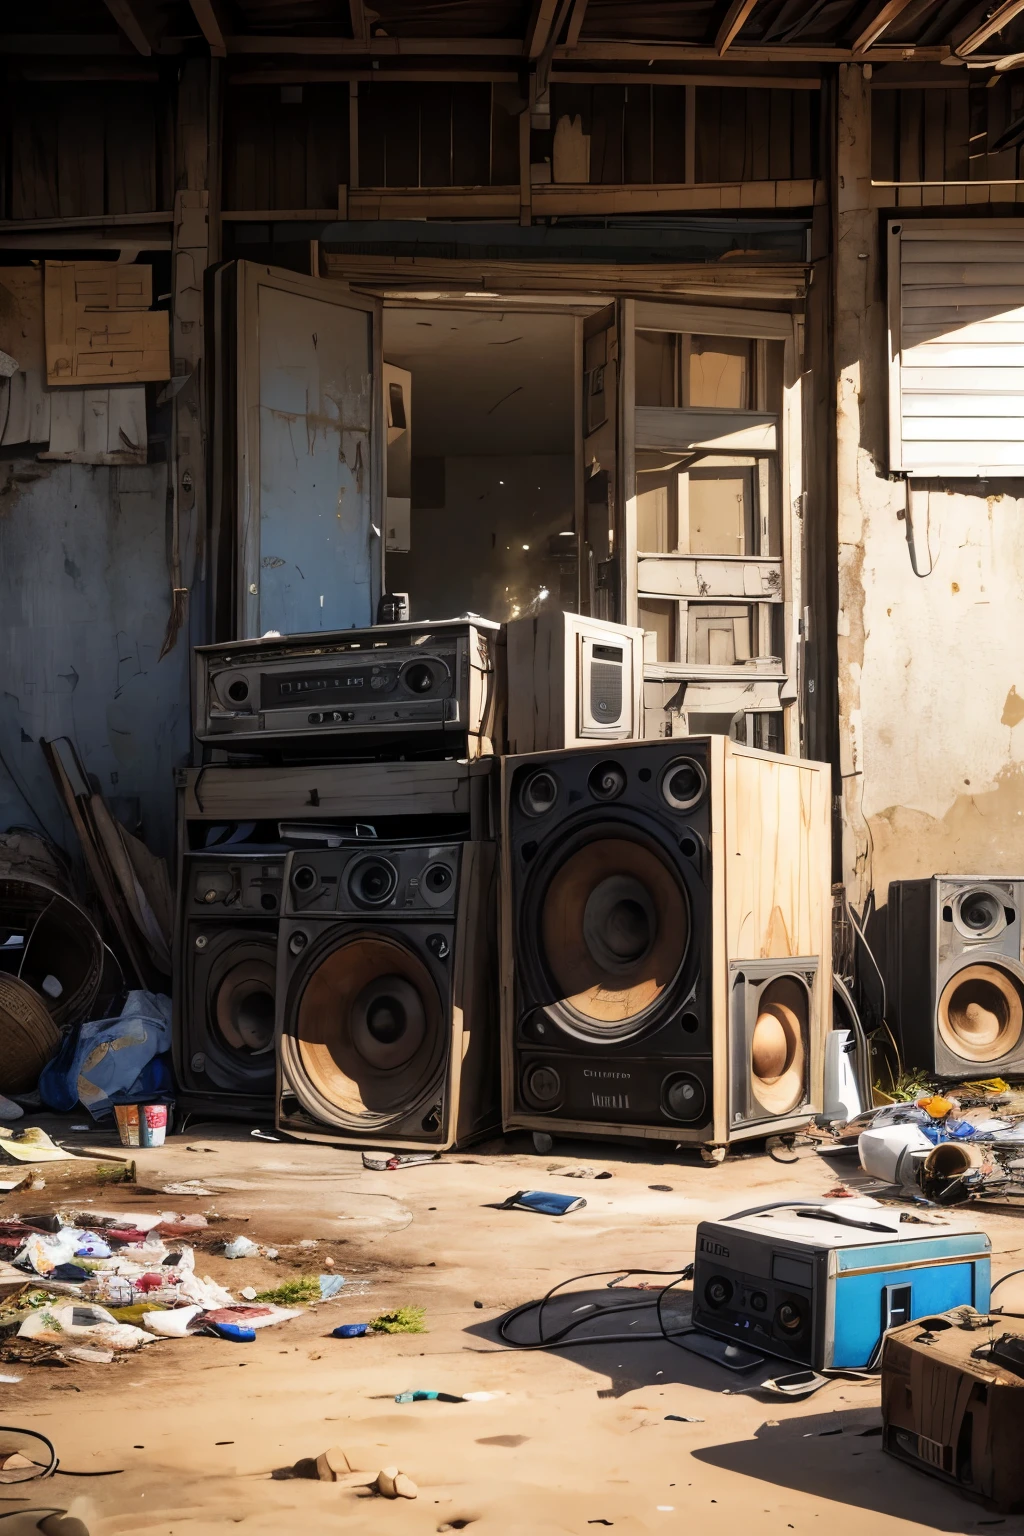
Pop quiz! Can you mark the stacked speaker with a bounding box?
[173,609,833,1154]
[888,877,1024,1079]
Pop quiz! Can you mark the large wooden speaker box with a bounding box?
[277,840,499,1149]
[888,876,1024,1079]
[500,737,832,1151]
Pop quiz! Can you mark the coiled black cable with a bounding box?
[497,1265,695,1351]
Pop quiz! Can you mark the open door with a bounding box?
[233,263,382,640]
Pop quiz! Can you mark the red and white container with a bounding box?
[114,1103,168,1148]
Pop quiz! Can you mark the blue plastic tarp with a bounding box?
[38,990,172,1120]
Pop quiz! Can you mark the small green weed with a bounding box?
[254,1277,321,1305]
[369,1306,426,1335]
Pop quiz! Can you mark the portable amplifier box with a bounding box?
[194,618,501,756]
[691,1203,991,1370]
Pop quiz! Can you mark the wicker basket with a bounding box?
[0,974,61,1093]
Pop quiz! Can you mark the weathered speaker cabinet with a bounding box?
[500,736,832,1153]
[277,840,500,1151]
[505,610,644,754]
[888,877,1024,1079]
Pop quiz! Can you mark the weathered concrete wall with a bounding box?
[836,64,1024,908]
[0,458,190,861]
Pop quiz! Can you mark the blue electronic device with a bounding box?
[691,1201,991,1370]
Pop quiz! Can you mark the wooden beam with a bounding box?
[716,0,761,56]
[852,0,927,54]
[564,0,589,48]
[348,0,369,45]
[101,0,151,55]
[957,0,1024,55]
[526,0,560,58]
[188,0,226,57]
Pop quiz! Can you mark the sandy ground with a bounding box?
[3,1117,1024,1536]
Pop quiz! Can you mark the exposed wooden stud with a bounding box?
[685,86,697,182]
[957,0,1024,56]
[349,0,369,44]
[188,0,227,57]
[101,0,151,56]
[349,80,359,189]
[716,0,762,56]
[526,0,560,59]
[225,67,820,87]
[565,0,590,47]
[852,0,927,54]
[519,99,533,226]
[217,35,946,61]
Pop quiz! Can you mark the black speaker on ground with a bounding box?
[888,876,1024,1079]
[172,853,284,1117]
[277,840,499,1149]
[501,737,830,1151]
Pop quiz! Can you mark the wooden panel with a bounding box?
[652,87,686,184]
[183,760,479,821]
[634,300,793,340]
[45,262,169,387]
[636,405,777,452]
[638,554,783,600]
[105,88,158,214]
[10,107,59,219]
[724,742,831,968]
[57,94,105,219]
[38,385,146,464]
[684,678,782,712]
[623,84,652,184]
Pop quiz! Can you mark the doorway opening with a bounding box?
[382,305,578,624]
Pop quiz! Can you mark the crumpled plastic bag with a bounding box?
[142,1305,203,1337]
[16,1229,109,1275]
[38,990,172,1120]
[177,1271,235,1310]
[18,1302,155,1351]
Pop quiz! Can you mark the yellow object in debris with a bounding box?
[968,1078,1010,1093]
[917,1095,955,1120]
[0,1127,78,1163]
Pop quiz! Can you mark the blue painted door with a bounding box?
[238,265,381,639]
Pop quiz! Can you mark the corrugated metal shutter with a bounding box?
[888,218,1024,477]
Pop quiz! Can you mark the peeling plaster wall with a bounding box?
[0,458,190,861]
[836,65,1024,908]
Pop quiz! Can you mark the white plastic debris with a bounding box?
[142,1305,203,1338]
[18,1303,155,1351]
[224,1236,259,1260]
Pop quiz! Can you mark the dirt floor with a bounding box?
[4,1116,1024,1536]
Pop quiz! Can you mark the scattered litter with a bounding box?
[649,1185,673,1192]
[376,1465,417,1499]
[71,1125,89,1132]
[395,1389,464,1403]
[462,1391,506,1401]
[500,1190,586,1216]
[362,1151,439,1170]
[113,1102,168,1149]
[163,1182,215,1197]
[665,1414,704,1422]
[240,1286,258,1302]
[19,1303,156,1352]
[318,1274,346,1300]
[224,1236,259,1260]
[0,1128,78,1164]
[142,1306,203,1338]
[551,1166,611,1180]
[677,1332,764,1372]
[333,1323,369,1338]
[757,1369,830,1399]
[250,1129,280,1142]
[370,1305,426,1335]
[66,1346,113,1365]
[0,1374,20,1382]
[203,1321,256,1342]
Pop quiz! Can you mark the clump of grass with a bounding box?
[369,1305,426,1335]
[886,1068,934,1103]
[254,1277,321,1306]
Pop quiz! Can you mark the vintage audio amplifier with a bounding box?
[194,619,501,756]
[691,1203,991,1370]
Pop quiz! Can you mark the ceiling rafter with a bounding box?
[188,0,226,57]
[564,0,589,48]
[716,0,763,55]
[957,0,1024,55]
[526,0,561,58]
[101,0,151,56]
[852,0,928,54]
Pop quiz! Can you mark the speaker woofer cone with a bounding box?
[292,933,445,1128]
[750,976,808,1116]
[214,958,276,1055]
[938,962,1024,1062]
[660,756,707,812]
[536,831,689,1037]
[519,769,559,819]
[349,856,398,908]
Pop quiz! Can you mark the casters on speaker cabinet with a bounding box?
[532,1131,554,1154]
[700,1145,728,1166]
